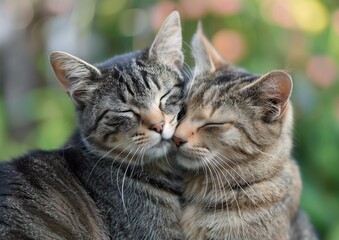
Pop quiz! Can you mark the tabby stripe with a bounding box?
[117,90,127,103]
[124,80,135,96]
[103,130,119,142]
[235,123,262,147]
[147,74,161,90]
[23,205,75,239]
[137,69,151,89]
[89,110,110,133]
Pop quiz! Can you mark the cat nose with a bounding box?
[172,135,187,147]
[150,121,164,134]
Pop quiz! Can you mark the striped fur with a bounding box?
[174,26,317,240]
[1,11,187,239]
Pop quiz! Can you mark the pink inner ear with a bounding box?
[51,60,70,91]
[273,71,292,105]
[265,71,293,118]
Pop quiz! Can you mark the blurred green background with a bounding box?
[0,0,338,238]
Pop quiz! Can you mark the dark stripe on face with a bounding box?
[138,69,151,89]
[235,122,262,148]
[103,130,119,142]
[117,90,127,103]
[124,81,135,96]
[150,76,161,90]
[89,109,110,133]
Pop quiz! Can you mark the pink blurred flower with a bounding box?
[150,1,177,30]
[179,0,208,19]
[212,29,246,63]
[306,56,337,88]
[43,0,75,15]
[262,0,296,29]
[208,0,243,15]
[3,0,34,30]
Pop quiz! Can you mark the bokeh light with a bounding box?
[292,0,328,34]
[43,0,75,15]
[332,10,339,35]
[150,1,177,30]
[96,0,127,17]
[179,0,208,19]
[212,29,246,63]
[262,0,296,29]
[261,0,328,34]
[306,56,337,88]
[208,0,243,15]
[3,0,34,30]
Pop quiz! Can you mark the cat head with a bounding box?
[50,11,186,165]
[173,24,293,170]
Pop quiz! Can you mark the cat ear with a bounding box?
[191,22,225,76]
[241,70,293,122]
[149,11,183,69]
[49,51,101,106]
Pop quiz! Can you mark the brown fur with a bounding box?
[174,26,317,240]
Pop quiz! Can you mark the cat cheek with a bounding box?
[220,128,240,146]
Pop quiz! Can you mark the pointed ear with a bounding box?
[49,51,101,106]
[240,70,293,122]
[149,11,183,69]
[191,22,225,76]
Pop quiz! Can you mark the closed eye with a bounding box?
[116,109,140,119]
[117,110,134,113]
[201,121,234,128]
[160,90,172,102]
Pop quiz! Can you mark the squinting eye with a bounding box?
[160,90,172,102]
[201,121,234,128]
[117,109,140,119]
[117,110,134,113]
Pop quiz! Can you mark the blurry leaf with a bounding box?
[326,221,339,240]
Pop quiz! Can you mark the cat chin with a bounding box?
[143,140,173,162]
[176,153,204,170]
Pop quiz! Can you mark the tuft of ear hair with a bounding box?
[149,11,183,69]
[49,51,101,106]
[240,70,293,122]
[191,22,226,76]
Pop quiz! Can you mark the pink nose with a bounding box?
[172,135,187,147]
[150,122,164,133]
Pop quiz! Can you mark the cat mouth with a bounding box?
[143,139,173,161]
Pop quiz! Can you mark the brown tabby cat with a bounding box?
[173,24,317,240]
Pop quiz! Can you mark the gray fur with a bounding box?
[0,11,186,239]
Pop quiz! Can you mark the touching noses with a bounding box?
[172,135,187,147]
[149,121,164,134]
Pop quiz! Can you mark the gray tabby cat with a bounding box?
[173,24,317,240]
[0,11,186,240]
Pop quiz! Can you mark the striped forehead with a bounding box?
[189,71,257,105]
[104,59,164,106]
